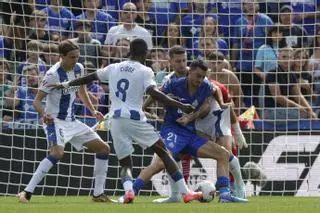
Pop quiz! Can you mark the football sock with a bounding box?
[93,154,109,196]
[25,155,57,193]
[133,178,145,194]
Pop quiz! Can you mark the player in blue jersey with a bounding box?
[135,59,248,203]
[51,38,203,204]
[18,40,112,203]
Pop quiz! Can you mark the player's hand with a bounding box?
[43,113,54,125]
[176,114,193,126]
[234,133,248,150]
[92,110,104,122]
[220,102,232,109]
[180,104,195,114]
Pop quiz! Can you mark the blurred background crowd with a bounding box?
[0,0,319,124]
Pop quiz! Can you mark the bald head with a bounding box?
[121,2,137,24]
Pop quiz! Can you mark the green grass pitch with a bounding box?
[1,196,319,213]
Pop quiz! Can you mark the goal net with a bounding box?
[0,0,319,197]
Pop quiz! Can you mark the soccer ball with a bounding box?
[195,180,216,202]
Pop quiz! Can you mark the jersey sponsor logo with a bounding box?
[62,86,79,95]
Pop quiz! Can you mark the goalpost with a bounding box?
[0,0,319,197]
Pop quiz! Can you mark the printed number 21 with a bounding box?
[115,79,129,102]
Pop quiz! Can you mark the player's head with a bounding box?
[206,51,225,73]
[128,38,148,63]
[169,45,187,75]
[188,59,208,88]
[59,40,80,70]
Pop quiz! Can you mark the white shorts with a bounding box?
[110,118,160,160]
[195,106,232,139]
[43,118,101,151]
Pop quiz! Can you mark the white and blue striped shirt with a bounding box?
[40,62,84,121]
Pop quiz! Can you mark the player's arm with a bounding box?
[33,90,54,124]
[78,85,104,121]
[212,86,228,109]
[147,86,194,113]
[228,71,243,115]
[176,96,212,126]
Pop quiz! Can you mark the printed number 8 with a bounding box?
[115,79,129,102]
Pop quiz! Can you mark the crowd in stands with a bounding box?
[0,0,320,124]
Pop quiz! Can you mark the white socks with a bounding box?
[25,157,55,193]
[229,155,244,186]
[93,157,109,196]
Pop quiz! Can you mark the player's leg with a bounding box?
[133,154,164,194]
[110,118,136,203]
[196,140,248,202]
[150,139,203,203]
[132,123,202,203]
[217,136,246,198]
[87,139,112,202]
[19,123,64,203]
[68,120,112,202]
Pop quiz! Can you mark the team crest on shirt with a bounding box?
[192,100,199,108]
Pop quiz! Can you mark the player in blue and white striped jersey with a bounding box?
[18,40,112,203]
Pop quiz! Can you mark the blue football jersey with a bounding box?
[161,77,214,132]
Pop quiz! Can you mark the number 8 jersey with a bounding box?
[97,60,157,121]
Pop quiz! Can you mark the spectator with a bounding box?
[214,0,242,40]
[309,28,320,112]
[255,25,286,82]
[42,42,60,67]
[109,37,130,64]
[71,20,101,68]
[148,0,188,38]
[104,2,153,49]
[279,5,309,49]
[135,0,157,45]
[16,40,47,87]
[75,61,106,117]
[206,51,243,115]
[75,0,116,44]
[231,0,273,107]
[264,47,316,120]
[188,16,228,59]
[28,10,57,42]
[159,23,183,50]
[293,49,314,102]
[0,59,15,121]
[100,0,130,20]
[41,0,75,40]
[147,48,169,85]
[13,65,42,121]
[292,1,319,38]
[4,7,33,61]
[181,1,217,51]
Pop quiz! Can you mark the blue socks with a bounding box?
[133,178,145,194]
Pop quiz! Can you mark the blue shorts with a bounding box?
[160,125,208,158]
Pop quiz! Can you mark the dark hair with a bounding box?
[150,47,165,55]
[266,26,286,48]
[43,43,59,53]
[207,51,225,61]
[129,38,148,57]
[23,64,38,74]
[27,40,43,51]
[168,45,186,58]
[189,59,208,71]
[75,19,91,29]
[312,26,320,48]
[58,40,80,56]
